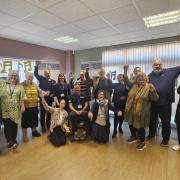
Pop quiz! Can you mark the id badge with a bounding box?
[78,105,82,109]
[60,93,65,97]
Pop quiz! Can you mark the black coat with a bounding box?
[90,101,119,125]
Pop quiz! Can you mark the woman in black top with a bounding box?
[53,73,71,112]
[112,74,129,138]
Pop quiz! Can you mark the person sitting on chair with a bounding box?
[68,83,90,140]
[39,92,70,147]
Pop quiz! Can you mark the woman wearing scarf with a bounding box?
[125,72,159,150]
[39,92,70,147]
[88,90,122,143]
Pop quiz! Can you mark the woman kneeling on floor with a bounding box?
[88,90,122,144]
[39,92,70,147]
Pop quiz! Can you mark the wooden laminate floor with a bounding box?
[0,122,180,180]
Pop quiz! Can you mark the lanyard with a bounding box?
[59,84,64,92]
[9,84,16,98]
[77,96,81,105]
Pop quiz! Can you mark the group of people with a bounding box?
[0,58,179,151]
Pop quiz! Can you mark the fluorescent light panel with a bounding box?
[143,10,180,28]
[54,36,78,43]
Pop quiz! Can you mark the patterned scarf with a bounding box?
[125,72,149,117]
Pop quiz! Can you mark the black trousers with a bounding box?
[149,104,172,142]
[40,101,52,130]
[3,118,18,143]
[175,100,180,144]
[113,103,125,133]
[129,125,145,142]
[49,126,66,147]
[69,111,90,133]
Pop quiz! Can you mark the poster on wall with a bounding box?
[81,61,102,78]
[0,58,36,82]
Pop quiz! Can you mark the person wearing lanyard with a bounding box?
[53,73,71,112]
[69,83,90,138]
[0,70,26,150]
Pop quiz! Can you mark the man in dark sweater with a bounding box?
[147,58,180,146]
[34,61,56,133]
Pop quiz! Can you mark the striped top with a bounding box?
[23,82,38,108]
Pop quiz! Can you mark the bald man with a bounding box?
[147,58,180,146]
[34,61,56,133]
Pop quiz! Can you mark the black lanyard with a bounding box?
[77,96,81,105]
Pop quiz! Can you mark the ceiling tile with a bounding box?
[135,0,180,17]
[74,32,95,40]
[0,27,29,39]
[53,24,85,35]
[0,12,20,26]
[12,21,45,34]
[115,20,146,33]
[37,29,60,39]
[101,5,140,25]
[90,27,118,37]
[47,0,94,21]
[6,0,41,19]
[26,11,66,28]
[148,23,179,35]
[26,0,64,9]
[81,0,132,13]
[73,16,109,31]
[151,31,179,39]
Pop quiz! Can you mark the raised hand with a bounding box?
[117,111,122,116]
[149,83,155,92]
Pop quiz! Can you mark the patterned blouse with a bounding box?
[41,97,68,132]
[0,79,26,124]
[22,82,38,108]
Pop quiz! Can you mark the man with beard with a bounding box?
[147,58,180,146]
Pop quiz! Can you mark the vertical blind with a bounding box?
[102,41,180,78]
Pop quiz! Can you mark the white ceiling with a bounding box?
[0,0,180,51]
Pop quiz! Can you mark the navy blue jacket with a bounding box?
[148,66,180,106]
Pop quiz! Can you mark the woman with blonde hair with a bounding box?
[125,72,159,150]
[21,72,41,142]
[0,70,26,150]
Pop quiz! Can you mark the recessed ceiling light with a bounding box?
[143,10,180,28]
[54,36,78,43]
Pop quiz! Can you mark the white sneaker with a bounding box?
[172,145,180,151]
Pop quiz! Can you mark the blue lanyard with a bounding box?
[77,96,81,105]
[59,84,64,92]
